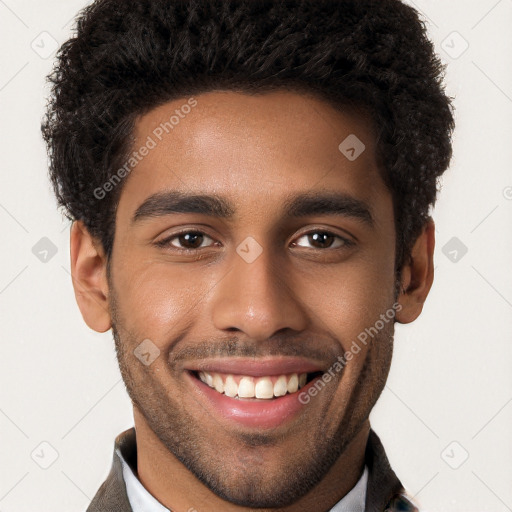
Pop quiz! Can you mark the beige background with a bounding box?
[0,0,511,510]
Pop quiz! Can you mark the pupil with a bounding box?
[181,232,203,248]
[309,232,333,248]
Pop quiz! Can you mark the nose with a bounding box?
[211,244,308,341]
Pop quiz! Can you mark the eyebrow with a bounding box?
[131,190,374,226]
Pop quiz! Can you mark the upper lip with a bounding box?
[185,357,325,377]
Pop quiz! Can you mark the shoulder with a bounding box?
[384,492,420,511]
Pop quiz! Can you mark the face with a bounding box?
[105,90,399,507]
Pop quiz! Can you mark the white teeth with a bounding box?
[224,375,238,397]
[198,371,311,399]
[255,377,274,399]
[238,377,255,398]
[287,373,299,394]
[213,373,224,393]
[204,372,213,387]
[273,376,288,397]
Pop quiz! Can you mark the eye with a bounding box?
[291,230,354,250]
[155,230,217,251]
[154,228,354,253]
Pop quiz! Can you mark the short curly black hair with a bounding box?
[42,0,454,271]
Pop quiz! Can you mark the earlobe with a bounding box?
[70,221,112,332]
[395,219,435,324]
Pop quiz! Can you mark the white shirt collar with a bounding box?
[117,446,368,512]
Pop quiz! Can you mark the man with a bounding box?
[42,0,454,510]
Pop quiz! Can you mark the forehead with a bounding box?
[117,90,388,223]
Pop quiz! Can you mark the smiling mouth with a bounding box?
[191,370,324,400]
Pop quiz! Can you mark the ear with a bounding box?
[395,218,435,324]
[70,220,111,332]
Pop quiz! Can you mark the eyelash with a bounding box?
[154,229,355,252]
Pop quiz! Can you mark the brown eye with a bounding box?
[292,231,352,250]
[156,231,215,250]
[308,232,336,249]
[177,232,206,249]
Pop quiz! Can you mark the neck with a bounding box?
[134,408,370,512]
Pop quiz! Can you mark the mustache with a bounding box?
[168,334,344,365]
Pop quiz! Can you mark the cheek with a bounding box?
[112,257,219,340]
[296,252,396,351]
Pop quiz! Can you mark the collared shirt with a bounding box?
[118,446,369,512]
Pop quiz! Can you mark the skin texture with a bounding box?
[70,90,435,512]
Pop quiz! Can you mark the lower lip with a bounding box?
[185,371,322,429]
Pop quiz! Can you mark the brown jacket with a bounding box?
[86,427,418,512]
